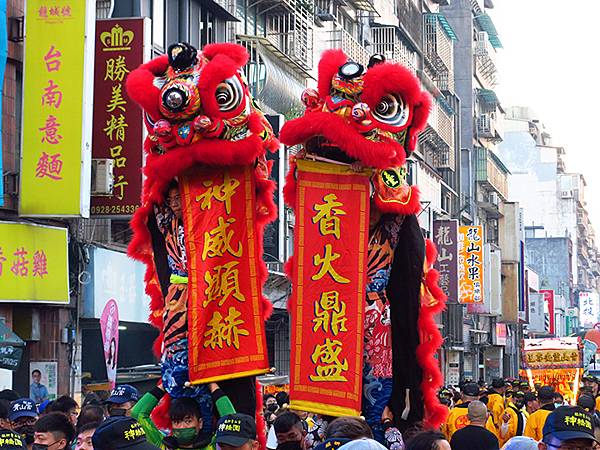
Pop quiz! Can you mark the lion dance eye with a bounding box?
[215,77,244,112]
[373,94,410,127]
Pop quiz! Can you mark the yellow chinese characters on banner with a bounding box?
[0,222,69,303]
[20,0,93,216]
[290,160,370,417]
[458,225,484,304]
[182,166,269,383]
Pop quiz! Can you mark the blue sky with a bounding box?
[493,0,600,229]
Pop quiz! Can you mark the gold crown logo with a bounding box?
[100,24,134,52]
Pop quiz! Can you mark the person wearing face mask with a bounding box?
[273,412,307,450]
[10,399,39,449]
[264,395,279,430]
[104,386,139,417]
[32,412,75,450]
[498,391,527,446]
[131,382,235,450]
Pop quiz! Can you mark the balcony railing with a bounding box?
[371,26,417,74]
[265,7,314,71]
[424,14,455,92]
[474,32,498,88]
[426,100,454,149]
[420,100,455,171]
[330,27,370,67]
[475,147,509,199]
[397,0,423,50]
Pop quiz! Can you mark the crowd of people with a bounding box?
[435,375,600,450]
[0,373,598,450]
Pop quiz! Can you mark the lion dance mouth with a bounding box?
[280,50,431,170]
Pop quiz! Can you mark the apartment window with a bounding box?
[190,0,228,48]
[336,9,355,37]
[152,0,165,52]
[486,218,499,245]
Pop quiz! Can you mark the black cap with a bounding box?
[583,374,598,383]
[538,386,556,401]
[542,406,598,444]
[9,399,37,421]
[524,392,537,403]
[462,382,480,397]
[0,429,27,450]
[492,378,505,389]
[513,391,525,399]
[577,394,596,411]
[215,414,257,446]
[92,417,159,450]
[105,385,140,405]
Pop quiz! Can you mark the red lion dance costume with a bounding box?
[281,50,447,439]
[126,42,277,434]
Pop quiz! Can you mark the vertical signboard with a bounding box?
[494,323,507,346]
[100,299,119,389]
[20,0,94,216]
[579,292,599,328]
[433,220,458,303]
[91,19,147,216]
[0,0,7,206]
[527,293,546,333]
[458,225,484,304]
[541,289,555,335]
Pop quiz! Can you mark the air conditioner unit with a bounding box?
[489,192,500,206]
[470,329,488,345]
[560,190,573,199]
[91,158,115,196]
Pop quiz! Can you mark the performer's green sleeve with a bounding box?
[212,388,236,417]
[131,387,166,447]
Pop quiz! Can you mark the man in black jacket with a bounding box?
[450,401,499,450]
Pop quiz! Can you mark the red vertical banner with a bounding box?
[290,160,370,417]
[541,289,556,335]
[91,19,146,216]
[180,166,269,383]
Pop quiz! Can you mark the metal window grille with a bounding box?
[266,310,290,376]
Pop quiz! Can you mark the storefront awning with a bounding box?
[474,13,502,48]
[205,0,239,22]
[426,13,457,41]
[477,88,500,105]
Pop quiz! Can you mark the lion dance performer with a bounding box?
[281,50,447,440]
[126,42,277,434]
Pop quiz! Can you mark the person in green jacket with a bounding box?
[132,383,236,450]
